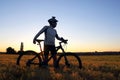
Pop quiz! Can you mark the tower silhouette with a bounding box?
[20,42,24,51]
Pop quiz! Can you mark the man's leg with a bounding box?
[44,45,49,66]
[50,45,57,67]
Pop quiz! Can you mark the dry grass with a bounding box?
[0,54,120,80]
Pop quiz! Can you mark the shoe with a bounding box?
[42,64,48,68]
[54,63,59,68]
[41,62,48,68]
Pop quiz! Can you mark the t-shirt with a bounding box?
[34,26,57,45]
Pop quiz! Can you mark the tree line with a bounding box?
[6,47,16,54]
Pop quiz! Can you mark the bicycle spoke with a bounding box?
[57,53,82,69]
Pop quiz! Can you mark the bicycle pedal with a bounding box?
[26,60,31,67]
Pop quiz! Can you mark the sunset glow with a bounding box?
[0,0,120,52]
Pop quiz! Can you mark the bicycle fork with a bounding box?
[61,48,70,67]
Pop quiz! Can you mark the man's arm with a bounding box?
[56,34,64,41]
[33,26,48,44]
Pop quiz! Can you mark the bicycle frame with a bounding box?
[36,39,68,64]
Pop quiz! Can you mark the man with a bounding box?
[33,16,65,67]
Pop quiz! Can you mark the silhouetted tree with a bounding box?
[6,47,16,54]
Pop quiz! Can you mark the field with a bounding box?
[0,54,120,80]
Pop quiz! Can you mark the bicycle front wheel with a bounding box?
[56,53,82,69]
[16,50,41,67]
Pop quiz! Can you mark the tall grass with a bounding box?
[0,54,120,80]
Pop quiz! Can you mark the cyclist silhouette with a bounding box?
[33,16,65,67]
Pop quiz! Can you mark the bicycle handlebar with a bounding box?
[60,39,68,44]
[35,39,68,45]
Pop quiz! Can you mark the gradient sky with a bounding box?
[0,0,120,52]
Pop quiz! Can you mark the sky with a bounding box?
[0,0,120,52]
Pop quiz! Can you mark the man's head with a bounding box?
[48,16,58,28]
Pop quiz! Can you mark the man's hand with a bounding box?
[33,39,36,44]
[61,37,68,44]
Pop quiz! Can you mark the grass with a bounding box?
[0,54,120,80]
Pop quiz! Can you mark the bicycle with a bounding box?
[16,39,82,69]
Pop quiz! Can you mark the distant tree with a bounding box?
[6,47,16,54]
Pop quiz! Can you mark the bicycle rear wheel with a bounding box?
[16,50,41,67]
[56,53,82,69]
